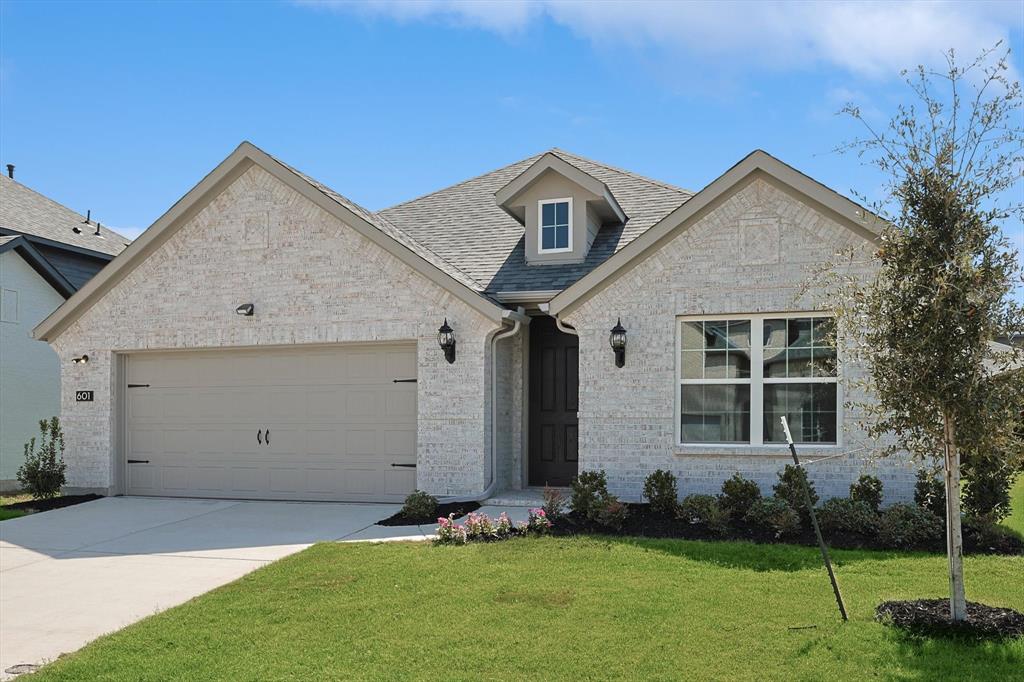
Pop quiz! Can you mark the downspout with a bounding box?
[442,307,529,503]
[538,303,578,337]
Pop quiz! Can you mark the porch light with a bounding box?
[609,318,626,368]
[235,303,254,316]
[437,318,456,364]
[72,354,89,364]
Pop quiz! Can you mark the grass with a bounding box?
[1003,475,1024,536]
[0,492,30,521]
[26,537,1023,681]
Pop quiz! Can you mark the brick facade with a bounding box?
[563,177,916,503]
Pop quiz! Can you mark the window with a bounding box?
[678,314,838,446]
[538,198,571,252]
[0,288,18,324]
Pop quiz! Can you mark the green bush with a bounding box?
[595,496,629,530]
[961,454,1019,522]
[676,494,729,536]
[571,470,610,519]
[962,516,1024,554]
[849,475,884,512]
[643,469,679,516]
[743,496,800,539]
[773,465,818,527]
[719,473,761,522]
[878,503,944,549]
[400,490,438,520]
[914,468,946,517]
[816,498,880,537]
[17,417,66,500]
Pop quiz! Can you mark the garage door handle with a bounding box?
[393,378,417,383]
[257,429,263,445]
[391,463,416,468]
[127,459,149,464]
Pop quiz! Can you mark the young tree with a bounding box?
[832,45,1023,622]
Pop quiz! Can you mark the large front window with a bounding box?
[678,314,838,445]
[539,198,571,252]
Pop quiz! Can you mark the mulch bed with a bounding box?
[876,599,1024,640]
[545,503,1024,555]
[1,494,102,514]
[378,501,481,527]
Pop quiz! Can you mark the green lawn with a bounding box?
[0,492,29,521]
[27,535,1023,681]
[1004,475,1024,535]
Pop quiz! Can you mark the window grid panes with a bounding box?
[680,315,839,446]
[540,200,570,251]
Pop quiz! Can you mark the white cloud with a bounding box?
[298,0,1019,78]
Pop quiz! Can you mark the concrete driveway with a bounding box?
[0,496,405,677]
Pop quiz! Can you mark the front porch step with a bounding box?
[483,488,566,507]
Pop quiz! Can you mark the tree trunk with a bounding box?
[943,410,967,622]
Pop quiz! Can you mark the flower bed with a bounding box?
[435,509,551,545]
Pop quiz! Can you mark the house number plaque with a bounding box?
[75,390,94,402]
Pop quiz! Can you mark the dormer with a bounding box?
[495,152,627,265]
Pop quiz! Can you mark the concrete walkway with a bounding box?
[0,496,402,678]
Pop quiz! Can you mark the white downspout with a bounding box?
[442,307,529,503]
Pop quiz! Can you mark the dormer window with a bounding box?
[539,198,572,253]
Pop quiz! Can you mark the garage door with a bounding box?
[124,344,417,502]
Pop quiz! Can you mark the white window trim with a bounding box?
[537,197,573,254]
[674,311,842,449]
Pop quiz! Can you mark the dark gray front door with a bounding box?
[528,316,579,486]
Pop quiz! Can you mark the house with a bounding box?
[0,170,130,490]
[33,142,916,504]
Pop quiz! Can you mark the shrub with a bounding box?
[961,454,1019,522]
[817,498,880,537]
[17,417,66,500]
[849,475,884,512]
[400,490,438,520]
[744,496,800,539]
[436,514,468,545]
[542,486,567,519]
[676,494,729,536]
[435,510,552,546]
[571,470,609,519]
[914,468,946,517]
[643,469,679,516]
[773,465,818,527]
[962,516,1024,554]
[878,503,944,549]
[595,496,629,530]
[719,473,761,522]
[527,508,553,535]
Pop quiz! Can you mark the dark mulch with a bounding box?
[876,599,1024,641]
[378,501,481,527]
[546,503,1024,556]
[1,494,102,513]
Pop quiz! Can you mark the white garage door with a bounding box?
[124,344,417,502]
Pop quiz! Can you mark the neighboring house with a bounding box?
[34,142,917,504]
[0,172,130,490]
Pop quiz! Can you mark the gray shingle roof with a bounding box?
[379,148,693,296]
[0,175,130,256]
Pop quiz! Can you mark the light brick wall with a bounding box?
[51,165,502,496]
[564,177,916,503]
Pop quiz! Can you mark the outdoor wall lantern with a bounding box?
[72,354,89,364]
[437,318,456,364]
[609,318,627,368]
[235,303,255,317]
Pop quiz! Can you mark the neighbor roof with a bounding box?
[0,174,131,256]
[0,234,77,298]
[380,148,693,295]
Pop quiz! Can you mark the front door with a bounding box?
[529,316,579,486]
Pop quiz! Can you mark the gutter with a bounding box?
[442,307,529,503]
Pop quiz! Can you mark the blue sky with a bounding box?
[1,0,1021,294]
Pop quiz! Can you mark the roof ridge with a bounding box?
[266,153,488,292]
[382,151,546,212]
[0,175,131,244]
[549,147,694,197]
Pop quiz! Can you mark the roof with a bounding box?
[0,174,131,256]
[549,149,881,316]
[0,234,76,298]
[380,148,693,295]
[35,142,509,342]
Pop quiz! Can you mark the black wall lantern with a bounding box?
[609,318,627,368]
[235,303,254,317]
[72,354,89,364]
[437,318,456,364]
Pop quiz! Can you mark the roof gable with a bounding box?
[495,152,627,225]
[34,142,508,341]
[0,235,76,298]
[548,150,880,316]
